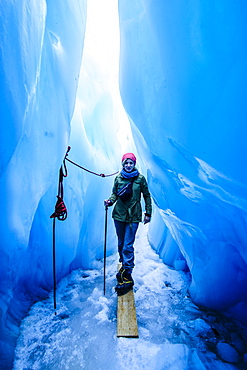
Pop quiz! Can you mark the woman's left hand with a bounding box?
[143,215,151,224]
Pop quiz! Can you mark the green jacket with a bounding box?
[109,173,152,223]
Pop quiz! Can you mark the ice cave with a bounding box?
[1,0,247,369]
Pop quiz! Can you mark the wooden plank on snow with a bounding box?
[117,288,139,338]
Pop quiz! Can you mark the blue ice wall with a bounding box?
[118,0,247,323]
[0,1,88,367]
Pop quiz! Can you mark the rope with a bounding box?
[50,157,68,314]
[50,167,68,220]
[65,146,119,177]
[49,146,118,312]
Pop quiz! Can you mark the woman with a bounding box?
[104,153,152,295]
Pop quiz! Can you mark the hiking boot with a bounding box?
[116,266,125,283]
[115,270,134,296]
[116,268,134,284]
[122,270,134,285]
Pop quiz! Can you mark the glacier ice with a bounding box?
[118,0,247,320]
[0,0,89,367]
[1,0,247,368]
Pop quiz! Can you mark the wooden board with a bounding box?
[117,288,139,338]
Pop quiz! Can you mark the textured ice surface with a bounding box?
[14,225,245,369]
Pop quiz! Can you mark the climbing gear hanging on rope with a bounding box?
[50,146,118,312]
[50,196,67,220]
[63,146,118,296]
[50,153,68,314]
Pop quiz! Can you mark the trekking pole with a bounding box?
[103,205,108,295]
[52,217,57,314]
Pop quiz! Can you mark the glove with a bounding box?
[143,214,151,224]
[104,199,113,207]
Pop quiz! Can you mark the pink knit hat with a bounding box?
[122,153,136,165]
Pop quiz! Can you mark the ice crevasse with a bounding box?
[1,0,247,368]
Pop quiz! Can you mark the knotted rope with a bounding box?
[50,146,118,312]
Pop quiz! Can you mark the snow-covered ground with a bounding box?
[13,224,247,369]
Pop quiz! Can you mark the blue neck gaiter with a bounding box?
[121,168,139,179]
